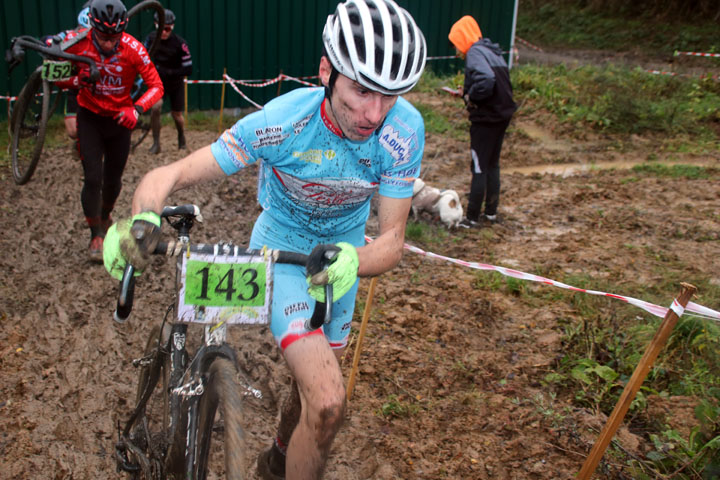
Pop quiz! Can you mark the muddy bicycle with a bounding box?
[113,204,333,479]
[4,0,165,185]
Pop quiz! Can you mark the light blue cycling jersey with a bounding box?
[210,87,424,349]
[211,87,425,253]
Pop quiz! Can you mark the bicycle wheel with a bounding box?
[129,324,186,478]
[194,357,245,480]
[131,116,151,153]
[10,68,51,185]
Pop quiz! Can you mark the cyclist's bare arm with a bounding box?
[131,145,225,214]
[356,194,411,278]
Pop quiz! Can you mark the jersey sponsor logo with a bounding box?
[121,36,151,64]
[292,149,322,165]
[292,114,313,135]
[381,177,414,188]
[358,158,371,168]
[221,131,252,168]
[95,60,125,95]
[272,167,378,210]
[252,125,289,148]
[395,166,420,177]
[290,149,336,165]
[284,301,310,317]
[379,125,415,167]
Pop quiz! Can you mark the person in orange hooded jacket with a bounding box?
[449,15,516,227]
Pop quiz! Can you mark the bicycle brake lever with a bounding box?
[306,284,332,331]
[114,264,136,323]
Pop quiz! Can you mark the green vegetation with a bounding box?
[517,1,720,55]
[512,64,720,145]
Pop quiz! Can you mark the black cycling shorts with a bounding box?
[164,80,185,112]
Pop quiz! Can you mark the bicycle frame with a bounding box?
[114,205,333,478]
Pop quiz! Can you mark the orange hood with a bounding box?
[448,16,482,55]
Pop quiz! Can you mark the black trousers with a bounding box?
[466,120,511,220]
[77,107,131,235]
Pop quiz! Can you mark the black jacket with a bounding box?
[464,38,517,123]
[144,32,193,89]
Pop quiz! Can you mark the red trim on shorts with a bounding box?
[279,328,324,351]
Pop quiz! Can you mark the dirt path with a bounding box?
[1,87,718,479]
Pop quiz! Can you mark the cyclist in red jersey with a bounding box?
[56,0,163,261]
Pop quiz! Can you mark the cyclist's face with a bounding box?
[93,30,122,52]
[319,57,397,141]
[158,24,174,40]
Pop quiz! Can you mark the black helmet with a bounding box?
[154,9,176,25]
[88,0,128,34]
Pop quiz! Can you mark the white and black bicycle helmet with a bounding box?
[322,0,426,95]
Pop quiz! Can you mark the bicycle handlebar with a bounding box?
[114,208,334,330]
[7,36,100,81]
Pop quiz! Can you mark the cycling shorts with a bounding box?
[163,79,184,112]
[266,262,359,352]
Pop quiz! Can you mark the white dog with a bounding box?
[411,178,464,228]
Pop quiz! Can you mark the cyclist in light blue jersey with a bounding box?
[104,0,426,478]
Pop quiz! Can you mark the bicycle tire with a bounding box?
[194,358,245,480]
[10,68,50,185]
[131,117,151,153]
[128,0,165,58]
[130,324,186,479]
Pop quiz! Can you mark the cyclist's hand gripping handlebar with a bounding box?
[112,216,162,323]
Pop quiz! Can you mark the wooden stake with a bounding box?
[347,276,378,401]
[218,68,227,134]
[276,70,284,97]
[577,283,697,479]
[184,76,188,123]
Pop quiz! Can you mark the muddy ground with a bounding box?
[1,57,719,479]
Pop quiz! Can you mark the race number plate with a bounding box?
[41,60,73,81]
[178,251,273,325]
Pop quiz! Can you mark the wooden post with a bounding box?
[184,77,188,124]
[276,70,284,97]
[218,68,227,135]
[577,283,697,479]
[346,276,378,401]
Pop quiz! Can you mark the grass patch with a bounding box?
[405,219,453,245]
[512,63,720,141]
[517,2,720,56]
[631,163,717,180]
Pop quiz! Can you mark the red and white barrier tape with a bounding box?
[223,73,263,109]
[647,69,720,81]
[221,73,321,109]
[675,50,720,58]
[365,236,720,322]
[516,37,544,53]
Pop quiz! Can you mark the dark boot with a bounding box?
[257,443,285,480]
[149,141,161,154]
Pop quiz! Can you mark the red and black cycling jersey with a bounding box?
[143,31,192,90]
[58,29,163,116]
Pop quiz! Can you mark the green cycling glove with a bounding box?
[103,211,161,280]
[306,242,359,303]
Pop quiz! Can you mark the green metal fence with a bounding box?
[0,0,517,120]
